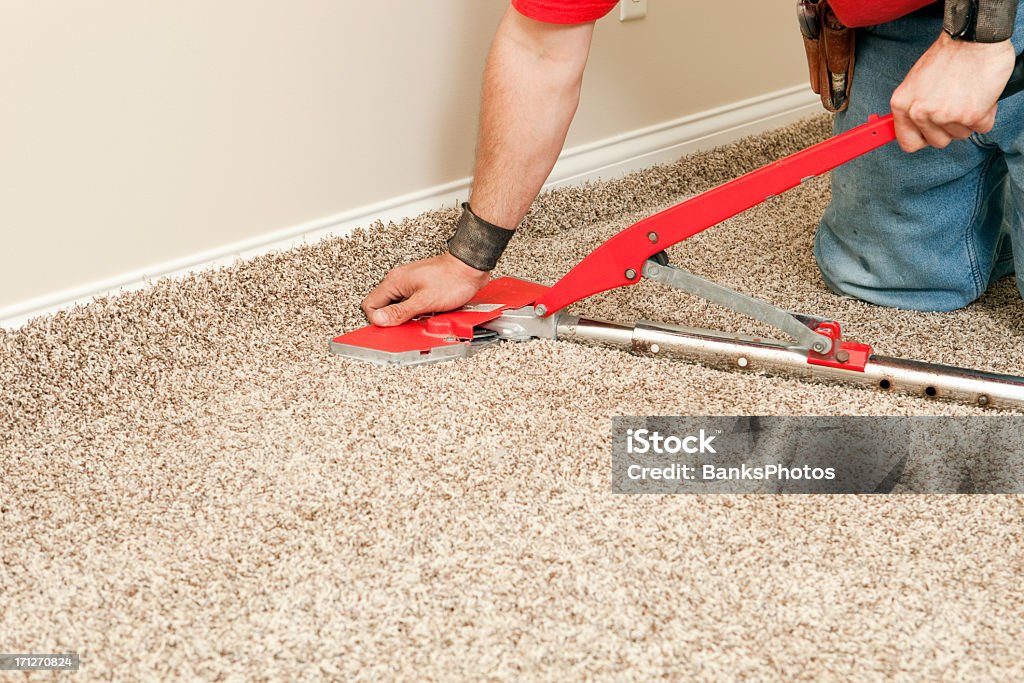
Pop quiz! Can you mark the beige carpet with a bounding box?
[2,115,1023,681]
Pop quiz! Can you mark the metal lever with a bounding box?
[641,259,834,355]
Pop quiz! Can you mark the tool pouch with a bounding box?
[797,0,856,112]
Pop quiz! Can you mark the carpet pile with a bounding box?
[2,115,1022,680]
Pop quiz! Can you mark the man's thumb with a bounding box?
[370,299,420,327]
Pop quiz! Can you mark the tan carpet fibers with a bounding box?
[2,116,1023,680]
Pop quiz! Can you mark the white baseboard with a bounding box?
[0,84,820,330]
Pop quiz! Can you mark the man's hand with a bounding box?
[890,33,1015,152]
[361,253,490,327]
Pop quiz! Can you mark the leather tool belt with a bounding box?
[797,0,856,112]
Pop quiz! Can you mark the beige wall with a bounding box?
[0,1,806,311]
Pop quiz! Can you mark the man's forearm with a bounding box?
[361,7,594,325]
[467,7,594,230]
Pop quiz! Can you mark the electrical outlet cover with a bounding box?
[620,0,647,21]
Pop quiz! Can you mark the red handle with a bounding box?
[535,113,897,315]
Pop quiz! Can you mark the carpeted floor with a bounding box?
[2,115,1023,681]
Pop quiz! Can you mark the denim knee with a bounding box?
[813,219,984,312]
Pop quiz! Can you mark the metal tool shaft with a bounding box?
[557,317,1024,411]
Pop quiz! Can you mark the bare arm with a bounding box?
[361,6,594,327]
[469,7,595,227]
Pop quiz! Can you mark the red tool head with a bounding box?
[330,277,547,366]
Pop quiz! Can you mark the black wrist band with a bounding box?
[944,0,1018,42]
[446,203,515,272]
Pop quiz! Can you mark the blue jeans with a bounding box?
[814,10,1024,311]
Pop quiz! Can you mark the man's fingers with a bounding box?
[920,124,953,149]
[361,270,408,318]
[892,108,928,153]
[908,106,953,149]
[361,267,429,326]
[975,105,998,134]
[931,104,994,138]
[941,122,975,139]
[369,295,428,327]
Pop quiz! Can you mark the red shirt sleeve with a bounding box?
[511,0,619,24]
[829,0,937,27]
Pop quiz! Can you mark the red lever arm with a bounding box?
[534,113,897,315]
